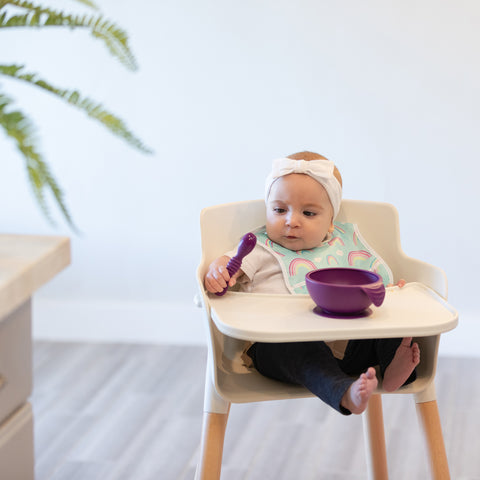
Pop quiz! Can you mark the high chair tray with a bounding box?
[208,282,458,342]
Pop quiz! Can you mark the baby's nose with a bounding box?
[286,211,301,227]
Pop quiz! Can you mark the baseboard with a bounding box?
[32,297,208,345]
[32,298,478,357]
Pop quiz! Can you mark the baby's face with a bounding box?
[266,174,334,251]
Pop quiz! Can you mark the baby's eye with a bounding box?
[303,210,316,217]
[274,207,286,214]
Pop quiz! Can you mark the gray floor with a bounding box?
[32,342,480,480]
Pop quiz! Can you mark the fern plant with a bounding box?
[0,0,152,230]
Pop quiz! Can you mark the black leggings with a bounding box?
[247,338,416,415]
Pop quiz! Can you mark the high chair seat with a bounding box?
[195,199,458,480]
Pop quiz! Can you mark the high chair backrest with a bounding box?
[197,198,447,299]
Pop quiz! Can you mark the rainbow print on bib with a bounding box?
[255,222,393,294]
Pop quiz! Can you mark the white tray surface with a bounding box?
[209,282,458,342]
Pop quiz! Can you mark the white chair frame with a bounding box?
[195,199,453,480]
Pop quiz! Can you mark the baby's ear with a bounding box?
[328,223,335,234]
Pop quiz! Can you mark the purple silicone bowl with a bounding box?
[305,268,385,315]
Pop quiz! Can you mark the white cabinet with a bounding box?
[0,403,34,480]
[0,301,32,427]
[0,235,70,479]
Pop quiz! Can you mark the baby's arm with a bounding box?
[204,256,244,294]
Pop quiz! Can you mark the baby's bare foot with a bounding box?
[382,337,420,392]
[341,367,378,414]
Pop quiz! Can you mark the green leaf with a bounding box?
[0,64,153,153]
[72,0,98,10]
[0,1,136,70]
[0,91,77,230]
[0,2,151,231]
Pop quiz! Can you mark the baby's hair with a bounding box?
[287,151,343,187]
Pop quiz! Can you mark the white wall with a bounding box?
[1,1,478,356]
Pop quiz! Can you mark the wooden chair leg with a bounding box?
[416,400,450,480]
[363,394,389,480]
[195,409,230,480]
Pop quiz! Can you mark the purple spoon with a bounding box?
[215,232,257,296]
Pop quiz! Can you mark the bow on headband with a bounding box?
[265,158,343,218]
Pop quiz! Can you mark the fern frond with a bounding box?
[0,91,76,229]
[0,64,152,153]
[0,1,136,70]
[72,0,98,10]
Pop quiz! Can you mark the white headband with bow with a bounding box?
[265,158,343,218]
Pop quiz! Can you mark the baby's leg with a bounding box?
[249,341,359,414]
[340,367,378,415]
[382,337,420,392]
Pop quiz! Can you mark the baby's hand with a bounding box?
[204,256,241,294]
[387,279,406,288]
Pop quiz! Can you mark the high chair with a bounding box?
[195,199,458,480]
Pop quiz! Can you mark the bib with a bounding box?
[255,222,393,294]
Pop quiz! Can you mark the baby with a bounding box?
[204,151,420,415]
